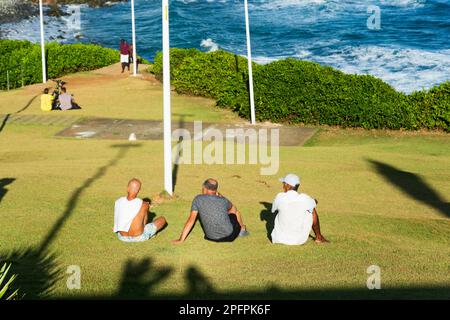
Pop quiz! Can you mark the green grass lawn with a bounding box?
[0,64,243,124]
[0,67,449,299]
[0,123,448,299]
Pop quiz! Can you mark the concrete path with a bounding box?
[55,117,317,146]
[1,114,317,146]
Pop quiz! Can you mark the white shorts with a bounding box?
[120,54,129,63]
[117,223,157,242]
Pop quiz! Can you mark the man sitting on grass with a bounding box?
[172,178,249,244]
[40,88,54,112]
[114,178,167,242]
[58,87,81,111]
[271,174,329,245]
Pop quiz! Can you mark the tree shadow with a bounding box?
[0,177,15,204]
[259,201,275,241]
[115,257,173,299]
[0,248,61,299]
[368,160,450,218]
[1,143,141,299]
[0,95,38,133]
[185,265,216,298]
[38,143,141,254]
[79,259,449,300]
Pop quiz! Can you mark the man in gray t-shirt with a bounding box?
[172,178,249,244]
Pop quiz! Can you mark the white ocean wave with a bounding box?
[379,0,427,9]
[201,38,219,52]
[254,0,426,11]
[0,4,84,43]
[315,46,450,93]
[252,56,278,64]
[249,46,449,93]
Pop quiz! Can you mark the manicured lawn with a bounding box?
[0,64,243,124]
[0,66,449,299]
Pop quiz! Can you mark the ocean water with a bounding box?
[1,0,449,93]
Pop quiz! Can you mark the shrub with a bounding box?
[0,40,119,90]
[150,48,449,131]
[407,82,450,130]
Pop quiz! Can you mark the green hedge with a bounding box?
[0,40,119,90]
[151,49,449,131]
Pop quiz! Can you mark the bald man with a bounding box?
[113,178,167,242]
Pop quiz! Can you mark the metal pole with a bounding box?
[244,0,256,124]
[39,0,47,83]
[131,0,137,76]
[162,0,173,195]
[6,70,9,91]
[21,64,24,87]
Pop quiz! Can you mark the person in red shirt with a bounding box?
[120,39,130,73]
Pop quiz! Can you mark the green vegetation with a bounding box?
[0,263,20,300]
[0,63,241,124]
[0,40,120,90]
[151,49,450,131]
[0,65,449,299]
[0,123,448,299]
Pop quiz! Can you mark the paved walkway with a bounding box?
[1,114,317,146]
[56,117,317,146]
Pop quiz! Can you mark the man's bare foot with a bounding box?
[314,236,330,244]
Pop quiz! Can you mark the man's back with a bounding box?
[113,196,143,234]
[58,93,72,110]
[192,194,233,240]
[271,191,316,245]
[40,94,53,111]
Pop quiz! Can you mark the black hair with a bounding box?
[284,183,300,191]
[61,87,67,93]
[43,88,49,94]
[203,178,218,191]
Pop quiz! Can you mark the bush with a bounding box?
[407,82,450,130]
[150,48,449,131]
[0,40,119,90]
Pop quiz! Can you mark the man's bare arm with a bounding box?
[172,211,198,244]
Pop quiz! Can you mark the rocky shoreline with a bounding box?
[0,0,125,25]
[0,1,38,24]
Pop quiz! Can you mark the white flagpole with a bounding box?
[162,0,173,195]
[244,0,255,124]
[39,0,47,83]
[131,0,137,76]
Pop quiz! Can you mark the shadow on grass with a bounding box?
[0,248,61,299]
[260,201,275,241]
[62,257,450,300]
[115,258,173,299]
[172,115,185,193]
[0,143,141,299]
[0,177,15,204]
[0,95,38,133]
[369,160,450,218]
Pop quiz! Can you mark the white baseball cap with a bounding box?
[279,173,300,187]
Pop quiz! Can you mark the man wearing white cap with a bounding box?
[271,174,329,245]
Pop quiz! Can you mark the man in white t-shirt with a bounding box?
[113,178,167,242]
[271,173,329,245]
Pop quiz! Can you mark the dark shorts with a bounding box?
[205,214,241,243]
